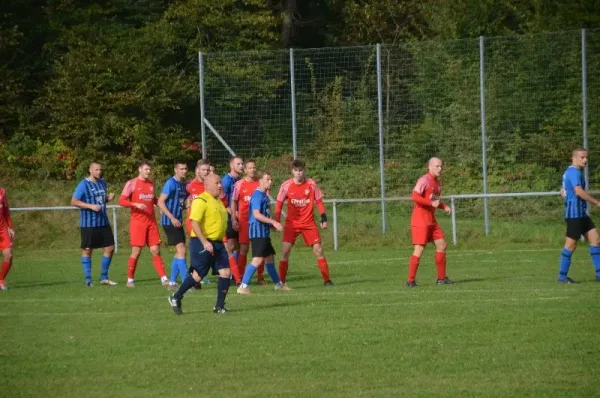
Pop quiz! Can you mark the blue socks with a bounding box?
[100,256,112,281]
[242,264,257,285]
[81,256,92,284]
[558,248,572,281]
[170,258,188,283]
[265,262,281,284]
[589,246,600,278]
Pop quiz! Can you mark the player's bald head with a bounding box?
[204,173,221,197]
[428,157,442,167]
[428,157,443,177]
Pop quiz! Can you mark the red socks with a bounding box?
[238,253,247,276]
[152,256,167,278]
[317,258,330,282]
[435,251,447,280]
[229,256,241,284]
[408,255,420,282]
[127,257,138,279]
[279,260,289,283]
[257,262,265,281]
[0,259,12,280]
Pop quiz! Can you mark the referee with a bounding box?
[168,173,230,315]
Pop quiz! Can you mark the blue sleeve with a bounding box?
[161,179,174,196]
[73,180,86,200]
[249,192,261,213]
[566,168,583,188]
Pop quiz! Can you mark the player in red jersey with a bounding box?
[231,160,266,284]
[0,187,15,291]
[185,160,211,235]
[406,157,455,287]
[119,160,169,288]
[275,159,334,286]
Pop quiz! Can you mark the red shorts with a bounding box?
[130,221,161,247]
[0,228,13,250]
[411,223,444,245]
[283,225,321,246]
[238,222,249,245]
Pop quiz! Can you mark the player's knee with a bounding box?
[219,269,231,279]
[191,270,201,282]
[313,244,324,257]
[3,249,12,261]
[104,246,115,256]
[149,246,160,256]
[82,248,92,257]
[437,242,447,252]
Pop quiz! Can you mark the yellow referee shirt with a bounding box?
[189,191,227,240]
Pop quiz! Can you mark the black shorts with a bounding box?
[163,225,186,246]
[566,217,596,240]
[80,226,114,249]
[250,237,276,258]
[189,238,229,278]
[226,217,239,240]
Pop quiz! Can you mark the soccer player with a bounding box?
[406,157,454,287]
[168,173,231,315]
[275,159,333,286]
[557,148,600,284]
[119,160,169,288]
[70,161,117,287]
[185,160,211,235]
[231,160,266,284]
[237,171,291,295]
[0,186,15,291]
[222,156,244,283]
[157,161,189,290]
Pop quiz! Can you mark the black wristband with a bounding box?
[320,214,327,223]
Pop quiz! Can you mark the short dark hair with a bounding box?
[174,160,187,167]
[245,159,256,167]
[138,159,152,168]
[229,156,242,163]
[572,147,588,156]
[257,170,272,179]
[291,159,305,169]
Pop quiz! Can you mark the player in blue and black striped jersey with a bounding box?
[71,161,117,287]
[157,161,189,289]
[236,171,291,295]
[558,148,600,284]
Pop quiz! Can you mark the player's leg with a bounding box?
[127,222,146,287]
[79,227,94,286]
[214,244,231,313]
[582,219,600,281]
[226,218,242,284]
[99,226,117,285]
[127,246,142,287]
[169,238,209,315]
[432,225,454,284]
[559,219,580,283]
[0,247,13,291]
[407,224,428,287]
[278,226,299,283]
[302,227,332,286]
[148,223,169,286]
[238,224,250,277]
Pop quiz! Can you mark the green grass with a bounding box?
[1,244,599,397]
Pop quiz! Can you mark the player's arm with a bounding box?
[71,182,101,212]
[230,182,241,228]
[560,187,566,200]
[252,208,283,232]
[574,186,600,207]
[3,192,14,238]
[157,193,182,228]
[118,181,146,210]
[275,182,288,223]
[312,181,328,229]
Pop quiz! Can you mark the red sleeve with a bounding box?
[3,194,12,229]
[275,201,283,222]
[316,199,326,215]
[411,191,432,207]
[119,195,134,208]
[439,202,448,210]
[119,179,135,208]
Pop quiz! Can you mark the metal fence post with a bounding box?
[450,197,457,246]
[112,207,118,253]
[376,44,386,233]
[479,36,490,236]
[333,200,338,251]
[290,48,298,160]
[582,29,589,195]
[199,52,207,159]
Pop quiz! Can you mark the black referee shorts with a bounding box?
[80,226,114,249]
[566,217,596,240]
[225,217,239,240]
[250,237,276,258]
[163,225,186,246]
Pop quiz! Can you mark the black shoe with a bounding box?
[558,277,580,284]
[437,277,456,285]
[405,281,417,288]
[213,306,227,314]
[324,280,335,287]
[168,295,183,315]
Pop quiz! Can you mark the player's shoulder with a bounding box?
[280,178,294,189]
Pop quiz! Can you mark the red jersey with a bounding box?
[232,178,259,224]
[411,173,443,226]
[119,177,158,224]
[185,179,205,233]
[276,178,324,229]
[0,188,13,231]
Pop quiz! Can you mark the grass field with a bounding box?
[1,243,599,397]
